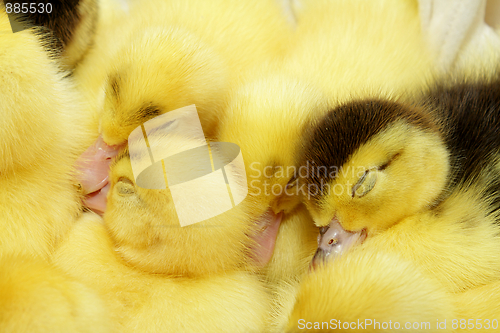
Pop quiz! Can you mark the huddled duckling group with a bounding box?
[1,0,500,332]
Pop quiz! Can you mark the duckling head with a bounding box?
[300,100,450,265]
[103,141,258,276]
[99,25,229,146]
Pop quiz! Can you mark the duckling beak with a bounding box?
[76,135,125,214]
[248,209,283,268]
[310,218,367,270]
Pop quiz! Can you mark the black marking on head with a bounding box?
[263,160,281,179]
[139,105,162,119]
[7,0,97,67]
[301,99,436,200]
[108,74,120,100]
[122,104,162,126]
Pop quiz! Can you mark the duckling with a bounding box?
[0,5,92,260]
[0,6,112,332]
[103,141,255,276]
[53,212,270,333]
[302,72,500,287]
[73,0,293,209]
[72,0,292,145]
[289,71,500,324]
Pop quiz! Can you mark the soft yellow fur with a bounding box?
[0,9,92,259]
[283,250,455,333]
[217,74,327,281]
[69,0,131,135]
[284,0,434,105]
[105,151,253,276]
[364,188,500,293]
[0,7,111,332]
[73,0,293,145]
[0,255,113,333]
[53,212,270,333]
[283,195,500,330]
[218,74,328,215]
[454,280,500,321]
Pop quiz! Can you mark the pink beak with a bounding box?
[75,135,125,214]
[249,209,283,268]
[310,218,367,270]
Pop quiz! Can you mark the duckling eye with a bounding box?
[351,169,377,198]
[115,177,136,196]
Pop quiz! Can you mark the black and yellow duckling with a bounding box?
[286,72,500,327]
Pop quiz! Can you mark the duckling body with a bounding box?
[0,5,91,262]
[53,212,270,333]
[0,4,112,332]
[284,0,434,105]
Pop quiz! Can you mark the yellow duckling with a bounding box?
[53,212,271,333]
[0,5,112,332]
[72,0,293,145]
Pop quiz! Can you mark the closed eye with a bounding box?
[115,177,136,196]
[350,152,402,198]
[351,169,377,198]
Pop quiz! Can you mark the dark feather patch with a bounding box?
[425,75,500,217]
[301,99,436,198]
[6,0,97,67]
[139,105,162,119]
[300,74,500,222]
[109,74,120,100]
[8,0,82,46]
[120,103,163,127]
